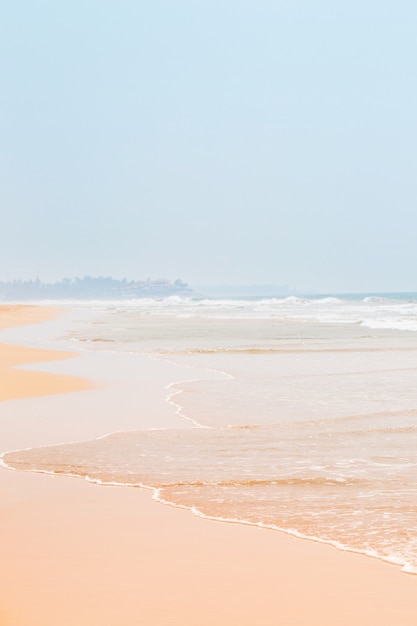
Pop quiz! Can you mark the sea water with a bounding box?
[3,294,417,573]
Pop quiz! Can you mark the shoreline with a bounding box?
[0,305,94,402]
[1,304,417,625]
[3,438,416,577]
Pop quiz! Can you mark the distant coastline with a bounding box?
[2,277,416,302]
[0,276,192,300]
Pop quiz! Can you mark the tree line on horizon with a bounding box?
[0,276,191,300]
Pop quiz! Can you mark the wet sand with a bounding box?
[0,305,93,401]
[1,305,417,626]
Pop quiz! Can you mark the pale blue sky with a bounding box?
[1,1,416,292]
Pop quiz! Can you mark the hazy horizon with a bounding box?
[3,273,417,299]
[2,2,417,294]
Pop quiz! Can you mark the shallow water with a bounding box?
[3,294,417,572]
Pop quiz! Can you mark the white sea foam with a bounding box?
[49,293,417,334]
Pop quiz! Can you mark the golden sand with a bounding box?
[0,305,416,626]
[0,305,93,401]
[0,304,63,331]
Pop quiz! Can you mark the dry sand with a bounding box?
[0,305,416,626]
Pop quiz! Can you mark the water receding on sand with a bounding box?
[4,295,417,573]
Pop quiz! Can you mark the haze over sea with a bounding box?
[3,292,417,573]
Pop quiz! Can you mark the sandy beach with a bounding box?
[1,305,417,626]
[0,306,93,402]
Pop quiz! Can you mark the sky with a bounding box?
[1,1,416,293]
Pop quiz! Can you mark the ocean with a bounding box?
[3,293,417,573]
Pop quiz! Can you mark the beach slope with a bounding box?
[0,305,416,626]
